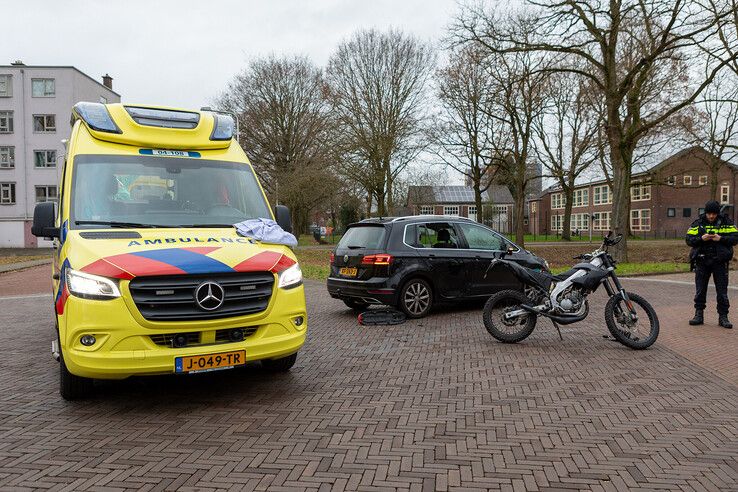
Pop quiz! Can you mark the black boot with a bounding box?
[689,309,704,326]
[719,314,733,329]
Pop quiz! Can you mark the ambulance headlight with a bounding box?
[278,264,303,289]
[210,113,235,140]
[66,269,121,299]
[72,102,121,134]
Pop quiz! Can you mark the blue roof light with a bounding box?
[210,113,235,141]
[72,102,121,134]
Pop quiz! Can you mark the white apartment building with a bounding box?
[0,62,120,247]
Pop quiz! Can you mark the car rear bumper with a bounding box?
[326,276,397,306]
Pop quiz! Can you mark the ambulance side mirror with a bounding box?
[275,205,292,234]
[31,201,60,239]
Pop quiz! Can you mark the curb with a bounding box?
[0,258,52,274]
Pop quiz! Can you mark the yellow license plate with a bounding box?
[340,267,358,277]
[175,350,245,374]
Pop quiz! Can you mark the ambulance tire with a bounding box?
[59,353,94,401]
[261,353,298,372]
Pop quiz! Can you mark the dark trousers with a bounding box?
[694,262,730,315]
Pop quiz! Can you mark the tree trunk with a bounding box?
[562,188,574,241]
[386,166,394,215]
[367,192,373,218]
[608,143,633,263]
[474,182,483,223]
[514,187,526,247]
[710,161,719,201]
[376,192,386,217]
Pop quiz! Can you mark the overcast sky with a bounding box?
[4,0,458,109]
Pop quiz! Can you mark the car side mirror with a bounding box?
[506,245,515,255]
[274,205,292,233]
[31,202,60,239]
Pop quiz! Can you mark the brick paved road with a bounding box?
[0,268,737,490]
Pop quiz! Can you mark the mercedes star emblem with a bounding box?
[343,255,349,263]
[194,281,225,311]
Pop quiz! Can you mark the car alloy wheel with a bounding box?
[402,280,431,317]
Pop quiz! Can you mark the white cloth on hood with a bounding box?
[234,218,298,247]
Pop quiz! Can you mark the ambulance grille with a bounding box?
[129,272,274,321]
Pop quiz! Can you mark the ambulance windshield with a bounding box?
[70,155,272,229]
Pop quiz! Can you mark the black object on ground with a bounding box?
[358,309,407,326]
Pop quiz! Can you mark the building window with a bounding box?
[0,182,16,204]
[571,213,589,231]
[444,205,459,216]
[33,114,56,133]
[551,192,564,210]
[31,78,55,97]
[667,176,676,186]
[35,185,57,203]
[683,208,691,218]
[592,212,611,231]
[419,205,434,215]
[34,150,57,168]
[699,208,705,215]
[551,214,564,231]
[699,175,708,186]
[683,175,692,186]
[529,201,537,213]
[0,74,11,97]
[630,209,651,231]
[572,188,589,208]
[468,205,477,218]
[721,185,730,204]
[0,111,13,133]
[631,183,651,201]
[0,146,14,168]
[667,208,676,217]
[592,185,611,205]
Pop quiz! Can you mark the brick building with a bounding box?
[532,147,738,238]
[406,185,518,233]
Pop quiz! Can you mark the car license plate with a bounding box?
[175,350,245,374]
[340,267,358,277]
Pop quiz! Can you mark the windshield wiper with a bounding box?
[179,224,236,228]
[75,220,172,229]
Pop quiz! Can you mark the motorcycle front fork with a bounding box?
[603,274,637,317]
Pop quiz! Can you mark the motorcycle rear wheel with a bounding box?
[483,290,537,343]
[604,292,659,349]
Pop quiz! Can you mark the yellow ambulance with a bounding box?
[32,103,307,400]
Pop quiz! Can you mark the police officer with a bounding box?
[686,200,738,328]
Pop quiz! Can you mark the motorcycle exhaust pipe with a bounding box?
[518,304,588,325]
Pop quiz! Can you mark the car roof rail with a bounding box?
[391,214,475,222]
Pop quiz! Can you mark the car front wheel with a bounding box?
[399,278,433,318]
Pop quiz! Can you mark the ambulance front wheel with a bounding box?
[59,353,94,401]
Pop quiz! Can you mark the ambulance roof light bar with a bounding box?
[72,102,122,134]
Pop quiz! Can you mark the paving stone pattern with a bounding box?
[0,276,736,490]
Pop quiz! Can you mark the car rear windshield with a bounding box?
[337,226,386,250]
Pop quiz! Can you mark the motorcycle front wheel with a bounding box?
[483,290,537,343]
[604,292,659,349]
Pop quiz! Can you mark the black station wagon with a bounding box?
[327,215,549,317]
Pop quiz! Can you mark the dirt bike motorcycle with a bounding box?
[482,232,659,350]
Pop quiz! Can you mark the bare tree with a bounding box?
[453,0,738,261]
[429,46,503,219]
[534,71,599,240]
[326,29,435,216]
[677,72,738,199]
[483,44,549,246]
[217,55,337,236]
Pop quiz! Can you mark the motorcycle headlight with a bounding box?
[278,263,303,289]
[66,269,121,299]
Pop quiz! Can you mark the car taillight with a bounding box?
[329,252,335,264]
[361,254,392,266]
